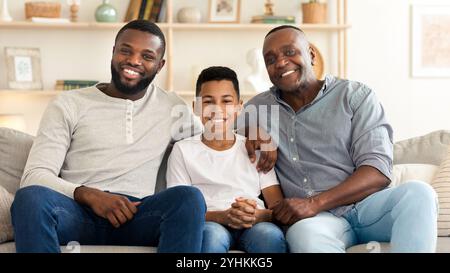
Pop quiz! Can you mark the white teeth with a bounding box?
[124,69,139,76]
[212,119,225,123]
[281,70,295,78]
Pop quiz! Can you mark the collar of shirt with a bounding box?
[270,74,334,113]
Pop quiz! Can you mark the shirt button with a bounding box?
[290,138,294,142]
[307,190,314,196]
[293,157,297,161]
[303,178,307,183]
[291,116,295,120]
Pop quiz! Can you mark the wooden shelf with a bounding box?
[0,21,170,30]
[170,23,350,31]
[0,90,61,96]
[0,21,349,31]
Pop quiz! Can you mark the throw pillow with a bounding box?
[431,145,450,237]
[391,164,439,187]
[0,127,34,194]
[394,130,450,166]
[0,185,14,243]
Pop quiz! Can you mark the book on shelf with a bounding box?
[143,0,154,20]
[124,0,143,22]
[149,0,164,22]
[157,0,167,22]
[251,15,296,24]
[138,0,148,20]
[124,0,165,22]
[55,80,99,91]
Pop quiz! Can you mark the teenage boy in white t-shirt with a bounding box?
[166,66,287,253]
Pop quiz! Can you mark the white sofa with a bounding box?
[1,128,449,253]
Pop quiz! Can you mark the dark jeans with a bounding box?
[11,185,206,253]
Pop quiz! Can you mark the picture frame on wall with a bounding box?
[5,47,43,90]
[411,5,450,77]
[208,0,240,23]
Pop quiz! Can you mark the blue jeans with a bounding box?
[202,221,287,253]
[10,185,206,253]
[285,181,438,253]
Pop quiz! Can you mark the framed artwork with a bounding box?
[5,47,43,90]
[411,5,450,77]
[208,0,240,23]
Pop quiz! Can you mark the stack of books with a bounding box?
[124,0,166,22]
[251,15,296,24]
[55,80,99,91]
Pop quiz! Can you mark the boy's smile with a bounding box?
[195,80,242,140]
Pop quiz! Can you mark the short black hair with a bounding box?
[265,25,304,38]
[196,66,240,99]
[115,20,166,58]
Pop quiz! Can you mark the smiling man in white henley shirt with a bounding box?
[10,20,221,253]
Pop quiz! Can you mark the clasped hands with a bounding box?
[225,197,259,229]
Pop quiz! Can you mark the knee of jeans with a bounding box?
[397,181,438,211]
[250,222,285,241]
[204,222,230,241]
[170,186,206,214]
[202,222,231,252]
[244,222,287,253]
[286,219,332,252]
[11,185,55,218]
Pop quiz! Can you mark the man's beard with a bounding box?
[111,63,156,95]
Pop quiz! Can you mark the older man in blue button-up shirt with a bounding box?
[242,25,438,252]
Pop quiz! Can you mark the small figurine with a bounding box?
[67,0,80,22]
[264,0,274,16]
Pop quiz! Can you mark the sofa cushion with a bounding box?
[0,185,14,243]
[431,145,450,237]
[0,128,34,194]
[394,130,450,166]
[391,164,439,187]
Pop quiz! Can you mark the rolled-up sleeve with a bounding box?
[349,86,394,181]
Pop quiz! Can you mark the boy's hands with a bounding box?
[226,198,257,229]
[74,186,141,228]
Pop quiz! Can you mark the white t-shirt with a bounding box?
[166,134,279,211]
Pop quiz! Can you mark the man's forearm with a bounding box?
[74,186,100,206]
[205,211,228,225]
[312,165,390,213]
[255,209,273,223]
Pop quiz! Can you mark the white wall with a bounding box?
[347,0,450,141]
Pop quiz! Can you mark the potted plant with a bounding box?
[301,0,327,24]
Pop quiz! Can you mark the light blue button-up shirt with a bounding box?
[244,75,393,216]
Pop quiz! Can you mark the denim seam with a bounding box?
[352,208,393,230]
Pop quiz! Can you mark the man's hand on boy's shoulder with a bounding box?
[245,127,278,173]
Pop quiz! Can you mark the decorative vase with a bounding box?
[0,0,13,22]
[177,7,201,23]
[95,0,118,23]
[301,2,327,24]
